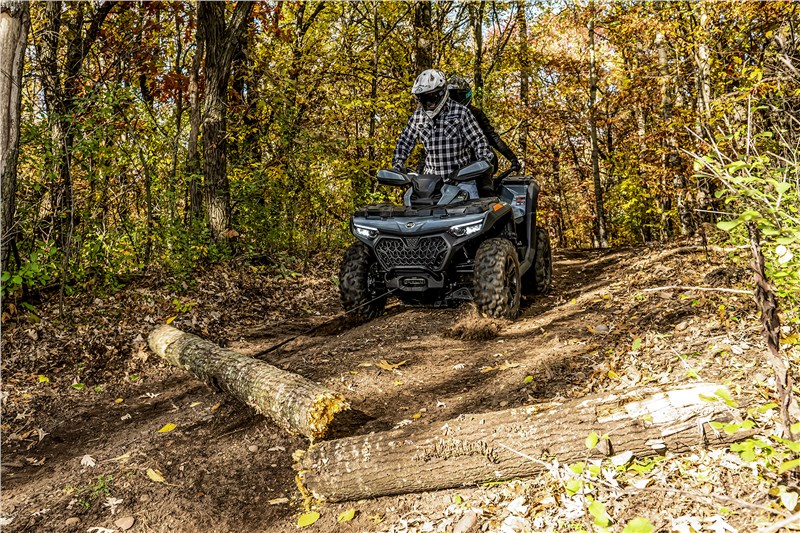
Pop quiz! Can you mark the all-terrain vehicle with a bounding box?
[339,161,552,319]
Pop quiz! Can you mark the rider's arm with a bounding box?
[461,108,494,168]
[392,115,418,169]
[470,106,520,168]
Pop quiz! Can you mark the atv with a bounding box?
[339,161,552,319]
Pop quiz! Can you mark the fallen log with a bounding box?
[148,325,348,440]
[297,382,751,501]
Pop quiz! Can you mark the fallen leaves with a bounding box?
[480,361,519,373]
[375,359,407,371]
[80,455,96,468]
[337,508,356,522]
[157,423,177,433]
[297,511,320,527]
[146,468,165,483]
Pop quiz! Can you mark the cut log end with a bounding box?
[308,393,350,440]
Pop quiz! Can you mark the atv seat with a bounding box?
[409,174,444,206]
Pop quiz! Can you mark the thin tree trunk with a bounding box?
[470,2,485,107]
[298,382,751,502]
[148,325,349,440]
[588,1,608,248]
[413,0,432,74]
[0,0,29,275]
[187,6,204,222]
[516,1,529,166]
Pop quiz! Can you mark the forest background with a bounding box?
[1,0,798,317]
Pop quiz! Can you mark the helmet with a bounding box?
[412,69,448,119]
[447,75,472,105]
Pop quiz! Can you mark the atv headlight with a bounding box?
[448,220,483,238]
[354,224,379,240]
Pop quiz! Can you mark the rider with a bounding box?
[392,69,494,199]
[447,75,521,192]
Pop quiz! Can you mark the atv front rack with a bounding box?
[354,197,501,219]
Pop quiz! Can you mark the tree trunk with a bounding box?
[0,0,28,275]
[186,4,204,223]
[470,2,485,107]
[516,1,529,166]
[148,325,349,440]
[298,382,751,502]
[588,1,608,248]
[656,30,692,237]
[413,0,432,74]
[198,1,252,242]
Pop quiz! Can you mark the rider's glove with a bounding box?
[510,158,522,173]
[392,163,407,173]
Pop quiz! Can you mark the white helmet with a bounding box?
[412,69,448,119]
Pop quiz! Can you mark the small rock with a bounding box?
[139,494,151,503]
[65,517,80,526]
[453,511,478,533]
[115,516,135,530]
[675,320,689,331]
[248,445,258,453]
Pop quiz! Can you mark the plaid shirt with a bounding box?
[393,100,493,176]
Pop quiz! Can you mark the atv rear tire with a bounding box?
[474,238,521,319]
[522,227,552,294]
[339,243,386,319]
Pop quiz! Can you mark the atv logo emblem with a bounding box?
[405,238,420,249]
[405,222,416,228]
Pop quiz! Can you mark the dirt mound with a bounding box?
[443,305,505,341]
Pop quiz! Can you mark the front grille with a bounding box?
[375,236,448,271]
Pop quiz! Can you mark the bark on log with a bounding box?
[148,325,348,440]
[297,382,750,502]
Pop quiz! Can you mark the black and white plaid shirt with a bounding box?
[393,100,493,176]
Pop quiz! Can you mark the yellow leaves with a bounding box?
[157,423,176,433]
[114,398,124,404]
[165,315,177,325]
[480,361,519,373]
[337,509,356,522]
[297,511,320,527]
[146,468,165,483]
[37,375,49,383]
[375,359,407,371]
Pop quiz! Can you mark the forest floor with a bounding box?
[1,242,797,532]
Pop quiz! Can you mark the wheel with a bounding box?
[523,226,552,294]
[339,242,386,319]
[473,238,521,319]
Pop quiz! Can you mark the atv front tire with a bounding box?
[339,243,386,319]
[474,238,521,319]
[523,226,552,294]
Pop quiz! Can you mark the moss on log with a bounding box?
[297,382,750,501]
[148,324,348,440]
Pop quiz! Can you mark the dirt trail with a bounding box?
[1,246,760,532]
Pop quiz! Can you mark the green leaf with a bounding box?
[716,219,741,232]
[588,500,612,527]
[779,458,800,474]
[523,375,534,384]
[622,517,654,533]
[569,462,585,475]
[775,182,792,195]
[1,271,9,282]
[297,511,320,527]
[71,383,85,391]
[631,338,642,351]
[585,432,599,449]
[565,478,582,496]
[337,509,356,522]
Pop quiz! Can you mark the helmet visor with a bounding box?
[416,88,446,111]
